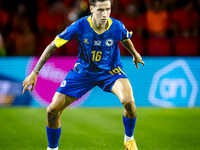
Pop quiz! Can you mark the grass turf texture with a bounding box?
[0,108,200,150]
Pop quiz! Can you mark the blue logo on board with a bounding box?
[148,59,198,107]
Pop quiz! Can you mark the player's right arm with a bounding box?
[121,39,144,69]
[22,41,57,94]
[22,21,78,94]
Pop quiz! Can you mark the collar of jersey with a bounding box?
[87,15,112,35]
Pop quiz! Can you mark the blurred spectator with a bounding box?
[65,0,89,24]
[119,0,130,10]
[172,0,198,37]
[6,3,36,56]
[198,0,200,55]
[145,0,170,56]
[171,0,198,56]
[36,1,66,55]
[0,4,9,36]
[120,2,143,36]
[144,0,152,10]
[198,0,200,38]
[63,0,87,56]
[11,3,31,29]
[77,0,90,18]
[163,0,177,12]
[110,0,121,19]
[144,0,169,37]
[119,2,144,55]
[63,0,73,8]
[0,0,199,56]
[0,32,6,56]
[36,0,48,12]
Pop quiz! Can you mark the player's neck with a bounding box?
[91,16,108,33]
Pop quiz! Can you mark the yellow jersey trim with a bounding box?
[87,16,113,35]
[54,36,69,48]
[74,63,80,68]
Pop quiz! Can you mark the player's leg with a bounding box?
[112,78,136,118]
[112,78,138,150]
[46,92,77,150]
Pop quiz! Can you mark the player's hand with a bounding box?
[22,71,38,94]
[133,53,145,69]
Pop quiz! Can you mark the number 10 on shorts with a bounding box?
[109,67,126,75]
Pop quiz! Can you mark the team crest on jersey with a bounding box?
[105,39,114,46]
[94,40,101,46]
[83,38,89,44]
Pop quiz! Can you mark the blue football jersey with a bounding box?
[54,15,132,75]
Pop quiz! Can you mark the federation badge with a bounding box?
[105,39,114,46]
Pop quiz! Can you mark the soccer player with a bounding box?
[22,0,144,149]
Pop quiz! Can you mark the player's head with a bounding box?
[89,0,112,25]
[89,0,113,6]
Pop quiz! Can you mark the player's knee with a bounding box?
[47,106,60,120]
[121,98,136,112]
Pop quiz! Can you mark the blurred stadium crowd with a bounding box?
[0,0,200,56]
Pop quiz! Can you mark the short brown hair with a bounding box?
[89,0,113,6]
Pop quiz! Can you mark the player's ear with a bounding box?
[90,6,94,14]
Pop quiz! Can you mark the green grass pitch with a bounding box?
[0,107,200,150]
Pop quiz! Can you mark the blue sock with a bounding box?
[123,115,136,137]
[46,126,61,148]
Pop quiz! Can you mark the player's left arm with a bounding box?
[121,39,144,69]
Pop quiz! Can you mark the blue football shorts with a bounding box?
[56,67,127,99]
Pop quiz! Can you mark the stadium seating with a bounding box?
[119,36,143,56]
[65,40,79,56]
[175,37,198,56]
[148,37,170,56]
[131,36,143,55]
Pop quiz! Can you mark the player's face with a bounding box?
[90,1,111,26]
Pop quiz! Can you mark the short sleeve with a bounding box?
[118,21,132,41]
[54,21,78,48]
